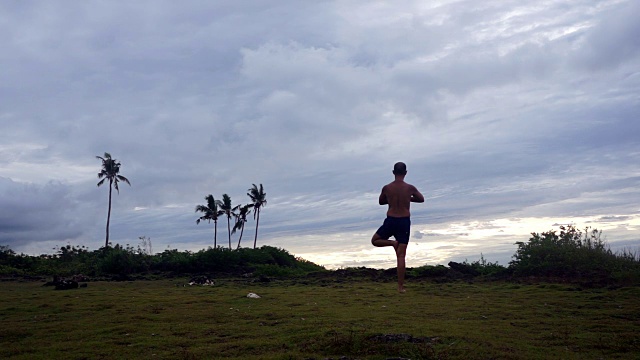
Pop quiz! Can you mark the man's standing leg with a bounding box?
[372,233,407,293]
[395,243,407,293]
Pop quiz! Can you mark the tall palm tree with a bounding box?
[219,194,234,249]
[247,184,267,249]
[195,195,224,248]
[232,204,253,249]
[96,152,131,248]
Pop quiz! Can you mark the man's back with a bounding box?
[380,179,424,217]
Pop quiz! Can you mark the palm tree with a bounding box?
[219,194,234,249]
[195,195,224,248]
[247,184,267,249]
[232,204,253,249]
[96,152,131,248]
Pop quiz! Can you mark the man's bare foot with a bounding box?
[392,240,399,252]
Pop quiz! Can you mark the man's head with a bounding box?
[393,162,407,176]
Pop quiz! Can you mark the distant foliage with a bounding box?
[0,244,324,278]
[2,225,638,285]
[98,244,154,275]
[461,254,509,277]
[509,225,640,281]
[409,265,450,277]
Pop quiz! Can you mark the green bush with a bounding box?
[97,245,137,275]
[0,264,23,276]
[295,256,326,273]
[260,246,298,267]
[509,225,640,281]
[157,249,195,273]
[462,254,509,277]
[410,265,450,277]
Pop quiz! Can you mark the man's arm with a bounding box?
[410,185,425,203]
[379,185,388,205]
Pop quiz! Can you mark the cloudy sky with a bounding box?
[1,0,639,269]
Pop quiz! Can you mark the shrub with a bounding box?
[259,246,298,267]
[295,256,326,273]
[0,264,23,276]
[157,249,195,273]
[509,225,640,281]
[461,254,509,277]
[97,245,137,275]
[410,265,450,277]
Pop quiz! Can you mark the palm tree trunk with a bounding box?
[253,209,260,249]
[227,216,231,249]
[236,224,245,249]
[105,179,113,248]
[214,220,218,249]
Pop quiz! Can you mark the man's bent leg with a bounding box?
[395,243,407,293]
[371,233,398,249]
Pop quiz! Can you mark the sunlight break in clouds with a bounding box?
[290,215,640,269]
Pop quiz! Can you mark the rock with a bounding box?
[72,274,89,282]
[43,276,81,290]
[54,279,79,290]
[189,275,215,286]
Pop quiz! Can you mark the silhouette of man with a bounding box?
[371,162,424,293]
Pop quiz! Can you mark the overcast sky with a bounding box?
[1,0,639,269]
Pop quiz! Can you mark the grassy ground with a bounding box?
[1,277,638,359]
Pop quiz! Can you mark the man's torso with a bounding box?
[383,180,415,217]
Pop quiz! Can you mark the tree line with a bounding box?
[95,152,267,251]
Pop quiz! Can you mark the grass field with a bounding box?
[1,277,638,359]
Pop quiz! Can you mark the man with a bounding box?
[371,162,424,293]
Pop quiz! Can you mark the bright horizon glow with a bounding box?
[273,214,640,269]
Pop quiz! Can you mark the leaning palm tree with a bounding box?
[232,204,253,249]
[247,184,267,249]
[96,152,131,248]
[195,195,224,248]
[219,194,234,249]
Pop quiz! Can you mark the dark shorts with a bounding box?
[376,216,411,244]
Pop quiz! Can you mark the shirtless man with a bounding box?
[371,162,424,293]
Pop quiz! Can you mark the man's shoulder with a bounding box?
[385,180,415,191]
[384,181,399,187]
